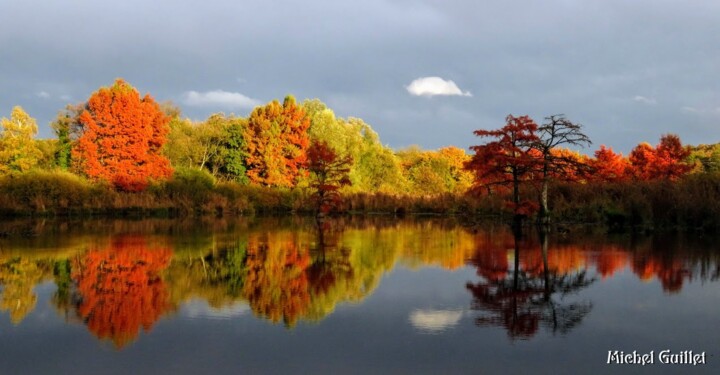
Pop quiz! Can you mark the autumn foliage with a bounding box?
[465,115,541,216]
[72,79,173,191]
[243,96,310,187]
[0,106,43,175]
[307,141,352,214]
[589,145,629,182]
[628,134,691,180]
[72,236,173,348]
[242,235,312,327]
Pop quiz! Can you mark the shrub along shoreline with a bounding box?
[0,169,488,218]
[3,169,720,233]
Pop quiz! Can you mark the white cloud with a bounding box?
[633,95,656,105]
[681,106,720,115]
[183,90,261,109]
[406,76,472,97]
[36,91,50,99]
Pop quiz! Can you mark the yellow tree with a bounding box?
[0,106,43,174]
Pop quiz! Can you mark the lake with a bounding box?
[0,216,718,374]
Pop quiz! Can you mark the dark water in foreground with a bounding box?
[0,217,718,374]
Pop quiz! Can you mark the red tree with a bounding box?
[654,134,692,179]
[629,134,691,180]
[72,79,173,191]
[628,142,656,180]
[465,115,541,217]
[307,141,352,214]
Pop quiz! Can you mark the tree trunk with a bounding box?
[512,167,521,223]
[538,161,550,225]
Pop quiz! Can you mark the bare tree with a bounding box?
[534,115,592,225]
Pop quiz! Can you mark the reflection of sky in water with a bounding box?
[409,309,463,334]
[180,300,250,320]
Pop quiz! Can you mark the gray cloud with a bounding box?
[633,96,657,105]
[1,0,719,153]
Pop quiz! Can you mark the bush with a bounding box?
[161,167,216,212]
[0,170,98,214]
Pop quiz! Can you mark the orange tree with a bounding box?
[243,95,310,187]
[589,145,629,182]
[72,79,173,191]
[242,235,312,327]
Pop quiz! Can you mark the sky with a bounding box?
[1,0,719,154]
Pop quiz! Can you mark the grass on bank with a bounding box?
[3,169,720,231]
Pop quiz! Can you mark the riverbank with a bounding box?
[3,170,720,232]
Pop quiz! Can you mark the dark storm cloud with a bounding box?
[1,0,719,153]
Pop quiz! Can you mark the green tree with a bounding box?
[0,106,43,174]
[344,118,405,193]
[303,100,406,193]
[687,143,720,174]
[49,103,84,170]
[164,113,249,183]
[217,115,249,183]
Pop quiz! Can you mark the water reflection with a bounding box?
[0,258,46,324]
[466,228,594,339]
[1,217,720,351]
[409,309,463,334]
[70,236,173,348]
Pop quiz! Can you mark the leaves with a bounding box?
[629,134,691,180]
[0,106,43,175]
[244,95,310,187]
[590,145,629,182]
[71,79,173,191]
[465,115,541,215]
[307,141,352,213]
[72,236,173,348]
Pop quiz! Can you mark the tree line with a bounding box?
[1,78,719,226]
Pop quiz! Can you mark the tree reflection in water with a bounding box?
[466,227,594,339]
[242,233,312,327]
[3,217,720,348]
[0,258,46,324]
[70,235,173,348]
[241,218,358,326]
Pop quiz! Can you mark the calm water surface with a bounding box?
[0,217,718,374]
